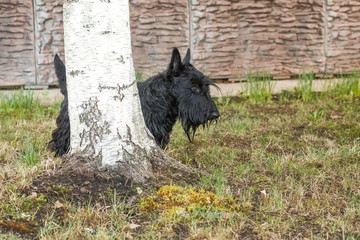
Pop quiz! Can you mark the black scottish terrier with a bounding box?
[49,48,219,156]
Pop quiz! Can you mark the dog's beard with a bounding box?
[182,122,198,142]
[182,119,218,143]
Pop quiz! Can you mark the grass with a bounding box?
[295,70,314,101]
[0,77,360,239]
[332,71,360,97]
[236,70,276,103]
[0,88,40,115]
[21,136,41,166]
[135,68,144,82]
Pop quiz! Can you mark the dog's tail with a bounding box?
[54,54,67,96]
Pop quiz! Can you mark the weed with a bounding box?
[296,70,314,101]
[0,88,45,121]
[135,68,144,82]
[22,194,47,212]
[236,69,276,102]
[216,95,232,106]
[331,71,360,97]
[52,185,73,195]
[311,109,325,122]
[0,88,39,112]
[20,137,40,166]
[279,90,292,102]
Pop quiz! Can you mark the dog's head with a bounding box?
[165,48,220,141]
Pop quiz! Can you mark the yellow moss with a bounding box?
[187,188,219,206]
[161,206,186,221]
[156,185,183,204]
[139,185,250,215]
[139,196,159,212]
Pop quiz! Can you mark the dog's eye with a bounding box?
[191,87,201,93]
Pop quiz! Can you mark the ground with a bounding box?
[0,80,359,239]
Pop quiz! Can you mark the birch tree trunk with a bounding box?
[62,0,158,182]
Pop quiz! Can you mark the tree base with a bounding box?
[32,149,204,206]
[59,147,201,184]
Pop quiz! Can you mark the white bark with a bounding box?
[63,0,157,179]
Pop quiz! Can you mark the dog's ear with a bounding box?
[182,48,191,66]
[169,48,182,76]
[54,54,67,95]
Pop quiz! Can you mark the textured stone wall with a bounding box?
[326,0,360,73]
[33,0,64,84]
[191,0,326,79]
[0,0,35,86]
[33,0,190,83]
[129,0,189,76]
[1,0,360,87]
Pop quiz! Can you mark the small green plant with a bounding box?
[135,68,144,82]
[52,185,73,195]
[136,187,143,195]
[331,71,360,97]
[20,136,40,166]
[311,109,325,122]
[216,96,231,106]
[296,70,314,101]
[0,88,35,111]
[235,69,248,99]
[236,69,275,103]
[349,70,360,96]
[0,88,42,118]
[23,193,47,212]
[279,90,292,101]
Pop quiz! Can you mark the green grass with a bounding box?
[135,68,144,82]
[237,70,276,103]
[0,88,35,110]
[332,71,360,97]
[296,70,314,101]
[1,81,360,239]
[20,136,41,166]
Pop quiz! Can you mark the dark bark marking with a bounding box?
[114,96,124,101]
[126,124,132,142]
[69,70,82,77]
[118,81,136,92]
[115,81,136,102]
[78,97,111,162]
[79,97,101,126]
[83,24,94,29]
[116,128,122,140]
[80,129,87,147]
[103,121,111,135]
[118,55,125,64]
[98,83,117,92]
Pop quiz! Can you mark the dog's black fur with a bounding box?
[49,54,70,156]
[49,48,219,156]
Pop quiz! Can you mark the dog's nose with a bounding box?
[210,111,219,120]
